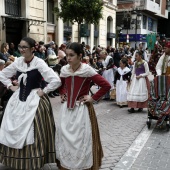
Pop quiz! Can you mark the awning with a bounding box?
[1,15,46,31]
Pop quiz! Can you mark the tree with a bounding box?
[54,0,104,43]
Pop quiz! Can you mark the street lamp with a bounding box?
[121,12,131,43]
[116,26,122,48]
[131,10,142,49]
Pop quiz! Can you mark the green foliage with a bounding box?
[54,0,104,25]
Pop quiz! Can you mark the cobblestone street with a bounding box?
[0,86,148,170]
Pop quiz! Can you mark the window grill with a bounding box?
[5,0,21,16]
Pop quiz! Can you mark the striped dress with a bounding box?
[0,56,61,170]
[0,95,56,170]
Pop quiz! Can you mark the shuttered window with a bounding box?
[5,0,21,16]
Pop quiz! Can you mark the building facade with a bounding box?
[116,0,169,48]
[158,0,170,39]
[0,0,46,47]
[0,0,117,49]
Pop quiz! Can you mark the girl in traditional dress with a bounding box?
[127,51,150,113]
[0,37,61,170]
[114,58,131,107]
[55,42,111,170]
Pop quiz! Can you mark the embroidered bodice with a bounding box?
[135,63,145,76]
[59,63,111,109]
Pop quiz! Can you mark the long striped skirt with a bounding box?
[87,103,103,170]
[0,94,56,170]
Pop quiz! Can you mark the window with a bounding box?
[167,0,170,10]
[107,17,113,32]
[153,20,157,32]
[64,21,72,33]
[47,0,54,24]
[143,15,147,29]
[64,21,72,27]
[148,17,156,32]
[148,18,153,31]
[155,0,160,5]
[5,0,21,16]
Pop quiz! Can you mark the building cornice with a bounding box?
[103,0,117,11]
[117,6,145,12]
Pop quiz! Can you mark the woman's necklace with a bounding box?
[72,63,81,72]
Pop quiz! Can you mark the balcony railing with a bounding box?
[5,0,21,16]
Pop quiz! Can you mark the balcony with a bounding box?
[146,0,160,14]
[117,0,134,4]
[5,0,21,16]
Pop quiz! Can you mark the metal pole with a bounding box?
[126,16,129,44]
[135,16,137,49]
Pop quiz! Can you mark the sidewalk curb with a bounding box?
[112,125,154,170]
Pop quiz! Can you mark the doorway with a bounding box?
[5,18,25,49]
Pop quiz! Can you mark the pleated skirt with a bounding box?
[0,94,56,170]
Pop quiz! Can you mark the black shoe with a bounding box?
[128,108,135,113]
[103,98,109,100]
[48,92,55,98]
[53,92,60,96]
[138,108,143,112]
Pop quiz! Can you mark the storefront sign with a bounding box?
[119,34,147,42]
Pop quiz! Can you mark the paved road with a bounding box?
[130,125,170,170]
[0,85,148,170]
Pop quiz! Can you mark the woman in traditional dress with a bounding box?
[127,51,150,113]
[100,50,114,99]
[114,58,131,108]
[0,37,61,170]
[55,42,111,170]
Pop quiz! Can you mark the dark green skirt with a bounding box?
[0,95,56,170]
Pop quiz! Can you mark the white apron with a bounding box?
[55,101,93,170]
[116,67,131,104]
[127,76,148,102]
[102,69,114,90]
[0,88,40,149]
[102,55,114,89]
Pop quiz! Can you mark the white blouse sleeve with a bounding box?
[37,60,61,93]
[132,50,136,62]
[0,61,17,88]
[156,54,165,75]
[140,62,149,77]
